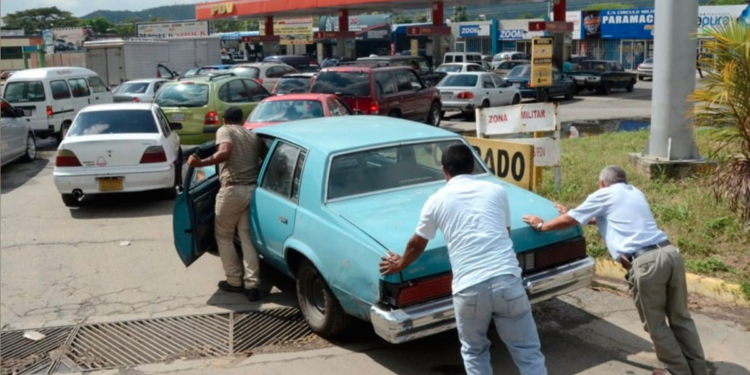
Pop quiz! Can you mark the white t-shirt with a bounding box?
[568,183,668,260]
[416,175,521,294]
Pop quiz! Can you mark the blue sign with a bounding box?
[601,8,654,39]
[22,46,39,52]
[459,24,489,37]
[498,29,526,40]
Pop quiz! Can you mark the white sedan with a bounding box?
[112,79,170,103]
[437,72,521,116]
[53,103,182,207]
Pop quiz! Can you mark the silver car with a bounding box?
[437,72,521,116]
[637,58,654,81]
[1,99,36,167]
[231,62,298,92]
[113,79,170,103]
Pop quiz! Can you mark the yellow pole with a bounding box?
[533,131,543,190]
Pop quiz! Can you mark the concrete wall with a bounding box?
[45,53,86,68]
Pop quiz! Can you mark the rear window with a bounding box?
[437,65,462,73]
[69,110,158,136]
[274,77,312,94]
[575,62,607,72]
[117,82,150,94]
[310,71,371,97]
[249,100,324,122]
[154,84,209,108]
[438,74,478,87]
[4,81,45,102]
[508,66,531,78]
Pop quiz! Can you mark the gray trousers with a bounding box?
[215,185,260,289]
[627,245,708,375]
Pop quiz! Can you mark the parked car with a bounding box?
[637,58,654,81]
[232,62,299,92]
[504,65,575,102]
[443,52,483,65]
[1,99,36,167]
[262,55,320,73]
[53,103,182,207]
[436,63,487,74]
[437,73,521,117]
[492,60,530,78]
[154,75,270,145]
[320,57,356,68]
[310,65,442,126]
[243,93,352,130]
[182,68,200,78]
[491,52,530,68]
[197,65,235,75]
[113,79,170,103]
[571,60,637,95]
[355,55,447,87]
[271,73,316,95]
[564,55,589,73]
[3,67,113,143]
[173,117,595,342]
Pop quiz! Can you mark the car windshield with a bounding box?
[576,62,607,71]
[68,110,158,136]
[232,67,260,79]
[310,71,370,97]
[4,81,46,102]
[117,82,150,94]
[328,140,486,200]
[249,100,324,122]
[438,74,479,87]
[644,58,654,64]
[274,77,312,94]
[154,84,209,107]
[437,65,463,73]
[508,66,531,78]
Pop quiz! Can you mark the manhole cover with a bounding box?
[0,326,73,375]
[232,307,313,353]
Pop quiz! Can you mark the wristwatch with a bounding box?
[536,222,543,231]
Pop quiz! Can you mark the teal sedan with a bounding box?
[173,117,595,343]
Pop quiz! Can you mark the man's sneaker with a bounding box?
[218,281,244,294]
[245,288,260,302]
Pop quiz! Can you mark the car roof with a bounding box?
[280,73,316,78]
[79,103,156,113]
[358,55,423,61]
[7,67,98,80]
[261,93,335,102]
[320,65,410,73]
[255,116,458,154]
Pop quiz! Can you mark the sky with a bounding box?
[1,0,203,18]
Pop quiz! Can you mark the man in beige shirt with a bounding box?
[187,106,266,302]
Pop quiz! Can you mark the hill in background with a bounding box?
[81,4,195,23]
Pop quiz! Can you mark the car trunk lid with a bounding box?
[61,134,160,168]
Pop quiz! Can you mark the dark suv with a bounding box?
[310,66,442,127]
[355,55,447,87]
[262,55,320,73]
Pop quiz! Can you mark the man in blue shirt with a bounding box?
[522,166,707,375]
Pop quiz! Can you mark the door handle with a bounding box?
[278,216,288,224]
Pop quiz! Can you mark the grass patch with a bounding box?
[741,280,750,302]
[535,130,750,283]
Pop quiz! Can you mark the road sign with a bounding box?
[313,31,355,40]
[465,137,534,190]
[531,37,553,88]
[529,21,546,32]
[406,26,450,36]
[241,35,280,43]
[546,21,574,33]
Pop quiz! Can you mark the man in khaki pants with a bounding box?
[522,166,707,375]
[187,106,266,302]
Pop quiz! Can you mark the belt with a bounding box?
[224,181,256,187]
[628,240,671,262]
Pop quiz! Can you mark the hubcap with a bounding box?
[311,278,326,313]
[26,137,35,158]
[431,106,440,126]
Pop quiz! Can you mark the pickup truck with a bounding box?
[570,60,637,95]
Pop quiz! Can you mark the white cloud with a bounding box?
[2,0,201,18]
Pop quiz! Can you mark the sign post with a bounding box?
[530,37,553,91]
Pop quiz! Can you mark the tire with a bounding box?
[20,134,36,163]
[626,81,635,93]
[512,95,521,105]
[481,100,490,108]
[56,122,71,144]
[296,260,351,338]
[564,89,574,101]
[602,83,612,95]
[536,89,549,103]
[574,86,582,95]
[426,101,441,127]
[61,194,79,207]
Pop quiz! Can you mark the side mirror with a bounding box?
[13,108,25,118]
[169,122,183,130]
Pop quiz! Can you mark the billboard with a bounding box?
[137,21,210,39]
[582,10,601,39]
[260,17,313,45]
[51,28,91,52]
[601,8,655,39]
[698,5,750,36]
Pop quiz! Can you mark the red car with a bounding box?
[243,93,353,130]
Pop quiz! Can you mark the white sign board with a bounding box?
[510,137,561,167]
[477,102,557,136]
[137,21,210,39]
[697,5,750,37]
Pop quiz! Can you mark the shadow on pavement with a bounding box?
[0,158,50,194]
[575,87,652,101]
[67,191,175,219]
[205,260,298,312]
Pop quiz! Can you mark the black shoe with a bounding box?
[218,281,244,294]
[245,288,260,302]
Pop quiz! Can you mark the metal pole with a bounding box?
[646,0,701,160]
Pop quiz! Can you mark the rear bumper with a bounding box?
[637,70,653,77]
[53,165,174,195]
[370,256,595,344]
[441,100,479,112]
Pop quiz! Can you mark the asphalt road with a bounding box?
[2,81,748,374]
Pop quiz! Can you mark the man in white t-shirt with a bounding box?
[522,166,707,375]
[380,144,547,375]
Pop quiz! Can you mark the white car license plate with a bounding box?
[513,83,521,88]
[22,109,32,116]
[171,113,186,122]
[441,93,452,101]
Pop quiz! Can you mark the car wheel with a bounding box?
[536,89,549,103]
[426,102,441,127]
[20,134,36,163]
[61,194,79,207]
[565,89,574,101]
[481,100,490,108]
[574,86,582,95]
[602,83,612,95]
[296,260,350,338]
[512,95,521,105]
[626,81,635,93]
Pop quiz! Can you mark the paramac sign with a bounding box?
[137,21,210,39]
[601,8,655,39]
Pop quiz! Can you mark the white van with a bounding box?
[443,52,483,64]
[2,67,113,142]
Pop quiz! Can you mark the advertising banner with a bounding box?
[530,38,553,88]
[52,28,91,52]
[497,29,526,40]
[137,21,209,39]
[601,8,654,39]
[567,11,583,41]
[698,5,750,36]
[459,24,491,37]
[260,17,313,45]
[582,10,601,39]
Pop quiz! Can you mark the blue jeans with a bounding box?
[453,275,547,375]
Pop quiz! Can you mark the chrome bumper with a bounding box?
[370,256,595,344]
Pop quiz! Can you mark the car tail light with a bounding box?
[516,237,587,275]
[132,97,141,103]
[0,101,7,110]
[457,92,475,99]
[140,146,168,164]
[55,149,81,167]
[47,106,53,118]
[255,78,264,85]
[205,111,220,125]
[369,101,379,114]
[381,273,453,308]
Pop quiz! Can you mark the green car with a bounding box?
[154,75,271,145]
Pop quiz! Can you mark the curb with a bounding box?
[594,258,749,307]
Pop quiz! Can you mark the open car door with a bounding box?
[173,142,220,267]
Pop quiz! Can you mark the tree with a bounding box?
[584,2,634,11]
[80,16,113,34]
[148,16,169,22]
[452,6,468,23]
[708,0,748,4]
[415,12,430,23]
[689,21,750,224]
[2,7,79,34]
[392,14,413,25]
[113,17,141,36]
[212,19,259,33]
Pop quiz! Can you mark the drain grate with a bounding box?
[232,307,313,353]
[0,326,73,375]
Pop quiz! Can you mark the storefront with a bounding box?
[496,19,545,56]
[319,14,392,58]
[576,8,654,70]
[451,21,494,55]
